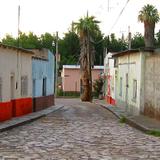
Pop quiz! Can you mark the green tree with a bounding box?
[155,30,160,47]
[105,33,127,52]
[58,31,80,66]
[138,4,160,48]
[74,14,100,101]
[2,34,18,46]
[19,32,41,49]
[131,32,145,49]
[92,30,104,65]
[40,32,56,51]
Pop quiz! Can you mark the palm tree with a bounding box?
[74,14,100,101]
[138,4,159,48]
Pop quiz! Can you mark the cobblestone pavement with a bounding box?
[0,99,160,160]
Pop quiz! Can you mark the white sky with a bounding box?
[0,0,160,39]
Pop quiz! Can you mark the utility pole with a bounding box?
[55,31,59,97]
[108,0,110,12]
[128,26,131,50]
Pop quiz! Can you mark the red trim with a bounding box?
[0,101,13,122]
[12,98,32,117]
[106,96,116,105]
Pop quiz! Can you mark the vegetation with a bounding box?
[119,116,127,123]
[93,77,104,98]
[138,4,160,48]
[1,5,160,68]
[73,14,101,101]
[146,130,160,137]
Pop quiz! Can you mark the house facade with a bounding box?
[113,50,142,115]
[61,65,104,92]
[105,49,160,120]
[0,44,33,121]
[32,49,55,111]
[142,49,160,120]
[104,52,116,105]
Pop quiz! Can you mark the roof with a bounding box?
[31,48,48,60]
[112,48,155,57]
[112,49,140,57]
[63,65,104,70]
[0,43,33,54]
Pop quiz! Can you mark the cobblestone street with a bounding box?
[0,99,160,159]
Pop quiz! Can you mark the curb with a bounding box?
[0,105,64,132]
[95,102,151,133]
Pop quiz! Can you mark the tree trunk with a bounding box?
[144,22,155,48]
[80,35,92,102]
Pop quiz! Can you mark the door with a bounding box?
[33,79,36,112]
[10,75,15,99]
[125,73,129,109]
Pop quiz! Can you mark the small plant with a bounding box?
[93,77,104,98]
[119,116,127,123]
[146,130,160,137]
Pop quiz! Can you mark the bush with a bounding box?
[93,78,104,98]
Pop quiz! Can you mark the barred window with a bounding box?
[21,76,28,96]
[42,77,47,96]
[119,77,122,97]
[133,79,137,101]
[0,77,2,101]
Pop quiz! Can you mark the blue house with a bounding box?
[32,49,55,111]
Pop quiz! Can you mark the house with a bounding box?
[61,65,104,93]
[141,49,160,120]
[32,49,55,111]
[104,52,116,105]
[113,49,142,115]
[0,44,33,121]
[105,48,160,120]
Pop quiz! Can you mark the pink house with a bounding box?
[61,65,104,92]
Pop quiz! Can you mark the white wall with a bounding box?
[116,52,142,115]
[0,47,32,102]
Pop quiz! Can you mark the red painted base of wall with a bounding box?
[12,98,32,117]
[0,101,12,122]
[106,96,116,105]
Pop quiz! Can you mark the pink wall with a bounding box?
[62,68,103,92]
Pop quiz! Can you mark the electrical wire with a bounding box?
[108,0,130,34]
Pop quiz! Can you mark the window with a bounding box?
[133,79,137,101]
[0,77,2,101]
[21,76,28,96]
[119,77,122,97]
[42,77,47,96]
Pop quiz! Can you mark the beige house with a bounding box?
[61,65,104,92]
[113,50,142,115]
[106,49,160,120]
[0,44,33,121]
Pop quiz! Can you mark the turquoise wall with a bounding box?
[32,50,55,97]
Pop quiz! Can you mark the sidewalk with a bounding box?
[0,105,64,132]
[94,99,160,132]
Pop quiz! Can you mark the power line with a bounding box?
[108,0,130,34]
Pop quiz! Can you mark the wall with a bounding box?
[116,52,141,115]
[104,54,116,105]
[0,47,33,120]
[143,52,160,120]
[62,67,103,92]
[32,50,55,97]
[32,50,55,111]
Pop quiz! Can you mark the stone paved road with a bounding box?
[0,98,160,160]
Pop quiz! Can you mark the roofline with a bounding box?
[63,65,104,69]
[112,49,140,57]
[0,43,34,54]
[112,48,155,57]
